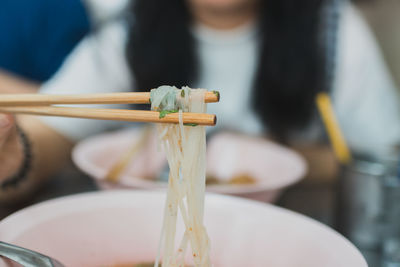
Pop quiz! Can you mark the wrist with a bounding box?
[0,128,23,178]
[1,127,33,190]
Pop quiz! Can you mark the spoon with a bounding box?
[0,241,65,267]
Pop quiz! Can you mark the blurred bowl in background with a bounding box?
[0,191,366,267]
[72,128,307,202]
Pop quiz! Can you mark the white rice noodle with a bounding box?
[152,86,211,267]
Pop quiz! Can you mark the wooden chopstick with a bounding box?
[0,91,220,106]
[316,92,352,164]
[105,125,152,183]
[0,106,216,126]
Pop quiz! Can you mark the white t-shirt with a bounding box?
[40,3,400,152]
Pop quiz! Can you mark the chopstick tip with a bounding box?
[212,91,220,102]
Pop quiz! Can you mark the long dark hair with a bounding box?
[126,0,335,139]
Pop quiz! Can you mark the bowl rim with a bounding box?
[0,190,367,267]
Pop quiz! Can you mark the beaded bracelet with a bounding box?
[1,127,33,190]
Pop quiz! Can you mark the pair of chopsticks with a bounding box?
[0,91,349,161]
[316,92,352,164]
[0,91,220,126]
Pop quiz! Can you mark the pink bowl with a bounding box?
[0,191,366,267]
[72,129,307,202]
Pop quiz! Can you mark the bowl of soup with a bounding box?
[73,129,307,202]
[0,190,366,267]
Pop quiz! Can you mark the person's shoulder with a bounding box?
[334,1,381,77]
[333,2,381,102]
[338,2,373,49]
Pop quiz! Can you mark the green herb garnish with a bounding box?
[212,90,220,100]
[181,90,185,97]
[159,109,179,119]
[184,123,198,127]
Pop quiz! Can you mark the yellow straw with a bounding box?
[316,92,352,164]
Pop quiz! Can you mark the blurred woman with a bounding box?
[0,0,399,201]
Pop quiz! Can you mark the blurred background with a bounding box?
[0,0,399,267]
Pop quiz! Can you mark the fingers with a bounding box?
[0,114,15,149]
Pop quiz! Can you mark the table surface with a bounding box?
[0,164,336,223]
[0,165,97,220]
